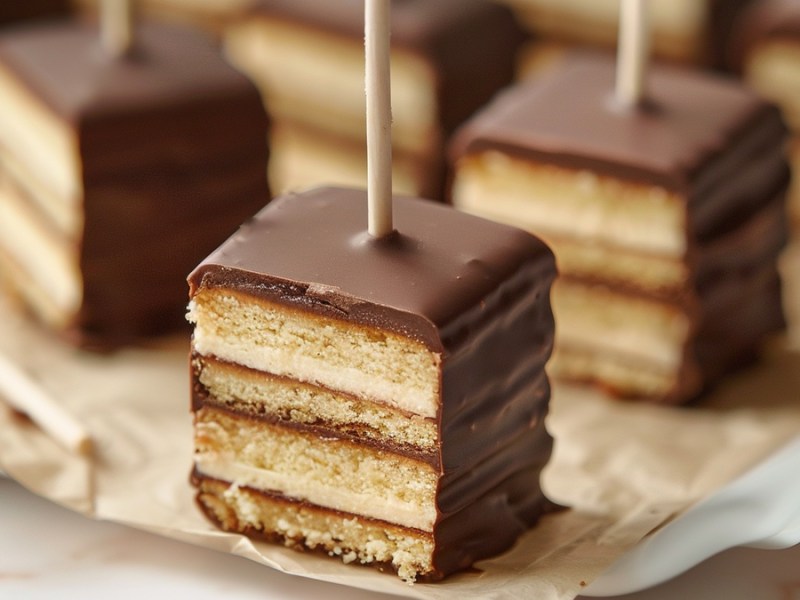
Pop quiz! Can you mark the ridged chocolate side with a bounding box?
[245,0,525,134]
[189,187,557,578]
[0,20,271,347]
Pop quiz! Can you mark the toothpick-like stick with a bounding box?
[615,0,650,107]
[0,355,92,456]
[101,0,134,58]
[365,0,393,237]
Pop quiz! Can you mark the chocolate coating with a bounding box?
[189,186,557,578]
[0,20,270,346]
[728,0,800,69]
[246,0,525,135]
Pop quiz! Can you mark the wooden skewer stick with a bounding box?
[101,0,134,58]
[365,0,394,237]
[0,355,92,456]
[615,0,650,107]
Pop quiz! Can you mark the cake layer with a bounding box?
[194,405,438,531]
[193,474,436,582]
[193,355,438,455]
[268,119,440,198]
[453,152,687,258]
[553,279,691,373]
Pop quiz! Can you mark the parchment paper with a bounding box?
[1,241,799,600]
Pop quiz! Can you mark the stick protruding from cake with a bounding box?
[615,0,650,107]
[365,0,394,237]
[101,0,134,58]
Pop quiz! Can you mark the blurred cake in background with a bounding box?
[449,54,789,404]
[502,0,755,78]
[225,0,525,200]
[0,19,270,348]
[71,0,255,36]
[730,0,800,226]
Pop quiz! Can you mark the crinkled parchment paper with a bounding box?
[1,242,799,600]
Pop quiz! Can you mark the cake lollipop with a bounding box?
[449,0,789,403]
[187,0,557,581]
[0,1,270,348]
[730,0,800,225]
[224,0,525,200]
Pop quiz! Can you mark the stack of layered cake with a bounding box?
[450,54,789,403]
[187,187,557,581]
[224,0,524,199]
[0,19,270,347]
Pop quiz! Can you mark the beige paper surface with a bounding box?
[1,241,799,600]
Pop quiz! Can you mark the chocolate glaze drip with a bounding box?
[0,20,270,347]
[189,187,557,579]
[245,0,525,135]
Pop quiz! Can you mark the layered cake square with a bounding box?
[187,186,557,580]
[0,19,270,347]
[731,0,800,224]
[449,55,789,403]
[224,0,524,199]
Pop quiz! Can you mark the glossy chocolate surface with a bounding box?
[0,19,270,346]
[189,186,557,578]
[246,0,525,133]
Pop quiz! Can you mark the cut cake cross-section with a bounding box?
[187,186,557,581]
